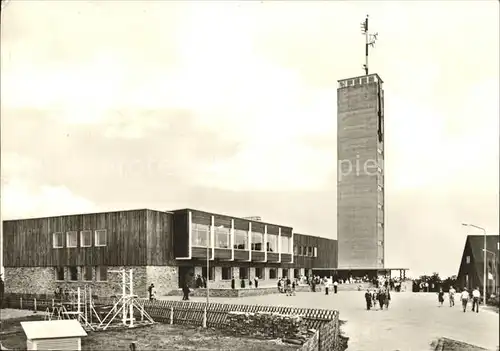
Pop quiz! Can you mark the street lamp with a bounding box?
[462,223,487,304]
[482,249,497,297]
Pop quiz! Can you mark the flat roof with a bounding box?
[171,208,293,230]
[337,72,384,84]
[21,320,88,340]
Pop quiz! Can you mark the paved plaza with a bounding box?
[161,291,499,350]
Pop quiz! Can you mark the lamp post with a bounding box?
[206,226,210,305]
[482,249,497,297]
[462,223,487,304]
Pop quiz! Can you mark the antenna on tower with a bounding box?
[360,15,378,76]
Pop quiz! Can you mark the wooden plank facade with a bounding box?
[294,233,338,269]
[2,209,175,267]
[3,208,338,270]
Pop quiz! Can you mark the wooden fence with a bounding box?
[2,293,341,347]
[142,299,338,330]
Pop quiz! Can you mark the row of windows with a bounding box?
[191,224,293,253]
[53,230,107,249]
[54,266,108,282]
[216,267,289,280]
[294,246,318,257]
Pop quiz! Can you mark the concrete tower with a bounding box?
[337,73,385,269]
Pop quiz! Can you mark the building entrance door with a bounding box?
[178,266,195,288]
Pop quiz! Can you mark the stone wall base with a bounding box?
[3,266,179,298]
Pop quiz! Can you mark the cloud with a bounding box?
[2,180,96,220]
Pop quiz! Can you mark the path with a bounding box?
[161,291,499,350]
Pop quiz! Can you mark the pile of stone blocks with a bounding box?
[226,311,313,344]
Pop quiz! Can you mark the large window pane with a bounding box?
[222,267,231,280]
[266,234,278,252]
[234,229,248,250]
[251,232,264,251]
[192,223,210,247]
[281,236,292,254]
[215,227,230,249]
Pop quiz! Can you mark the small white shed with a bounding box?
[21,319,88,351]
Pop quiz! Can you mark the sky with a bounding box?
[1,0,499,278]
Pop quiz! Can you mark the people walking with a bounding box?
[472,287,481,313]
[377,289,386,310]
[182,283,190,301]
[384,289,391,309]
[448,286,456,307]
[438,288,444,307]
[333,280,338,294]
[325,278,330,295]
[365,289,372,310]
[254,276,259,288]
[285,277,292,296]
[460,288,469,312]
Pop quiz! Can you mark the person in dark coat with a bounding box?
[254,277,259,288]
[384,290,391,309]
[182,283,190,301]
[377,289,386,310]
[148,283,155,301]
[438,288,445,307]
[231,276,235,289]
[202,276,207,289]
[365,289,372,310]
[196,275,203,288]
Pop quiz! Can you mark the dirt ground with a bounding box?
[0,313,298,351]
[0,309,44,320]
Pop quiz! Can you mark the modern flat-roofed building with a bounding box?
[2,208,337,297]
[337,73,385,269]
